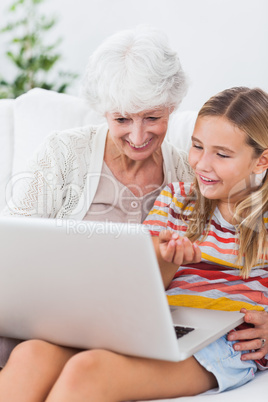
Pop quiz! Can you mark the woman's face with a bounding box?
[106,107,171,161]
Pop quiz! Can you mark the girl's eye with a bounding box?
[192,144,203,150]
[217,153,230,158]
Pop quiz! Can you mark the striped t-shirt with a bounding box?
[144,182,268,313]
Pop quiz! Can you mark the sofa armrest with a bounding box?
[0,99,14,211]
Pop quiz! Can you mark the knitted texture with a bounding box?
[3,124,193,219]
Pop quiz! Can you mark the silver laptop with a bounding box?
[0,217,244,362]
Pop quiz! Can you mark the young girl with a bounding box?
[0,86,267,401]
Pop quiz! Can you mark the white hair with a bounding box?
[81,26,188,116]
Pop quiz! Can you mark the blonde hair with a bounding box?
[183,87,268,278]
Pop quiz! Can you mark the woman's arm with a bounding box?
[228,309,268,361]
[152,231,201,289]
[1,133,65,218]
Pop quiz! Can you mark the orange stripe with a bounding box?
[143,219,166,228]
[154,200,169,208]
[201,240,238,255]
[169,280,268,305]
[206,230,236,244]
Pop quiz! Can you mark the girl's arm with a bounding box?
[227,309,268,361]
[152,230,201,289]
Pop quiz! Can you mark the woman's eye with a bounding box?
[116,118,127,123]
[147,117,159,121]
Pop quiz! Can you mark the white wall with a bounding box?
[0,0,267,111]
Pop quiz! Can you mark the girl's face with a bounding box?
[105,108,171,161]
[188,116,262,209]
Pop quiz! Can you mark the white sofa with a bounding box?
[0,89,267,400]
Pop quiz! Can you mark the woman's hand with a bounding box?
[159,230,201,266]
[227,308,268,361]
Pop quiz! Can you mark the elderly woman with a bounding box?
[4,26,192,223]
[0,27,267,401]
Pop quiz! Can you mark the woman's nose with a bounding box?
[129,121,147,146]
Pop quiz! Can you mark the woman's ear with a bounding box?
[168,106,175,115]
[253,149,268,174]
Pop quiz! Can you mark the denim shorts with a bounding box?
[194,334,257,393]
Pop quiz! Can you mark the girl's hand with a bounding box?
[158,230,201,266]
[227,308,268,361]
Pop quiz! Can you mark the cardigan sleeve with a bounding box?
[2,132,67,218]
[1,125,102,219]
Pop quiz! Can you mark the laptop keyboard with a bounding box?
[174,325,194,339]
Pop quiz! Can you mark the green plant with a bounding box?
[0,0,78,98]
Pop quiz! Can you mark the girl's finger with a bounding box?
[160,239,176,263]
[172,239,184,266]
[193,243,202,263]
[180,237,194,263]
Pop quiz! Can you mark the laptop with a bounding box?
[0,217,244,362]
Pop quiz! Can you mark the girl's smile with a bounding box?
[188,116,263,213]
[197,174,220,185]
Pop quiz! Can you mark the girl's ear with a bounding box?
[253,149,268,174]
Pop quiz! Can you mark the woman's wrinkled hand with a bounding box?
[158,230,201,267]
[228,308,268,361]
